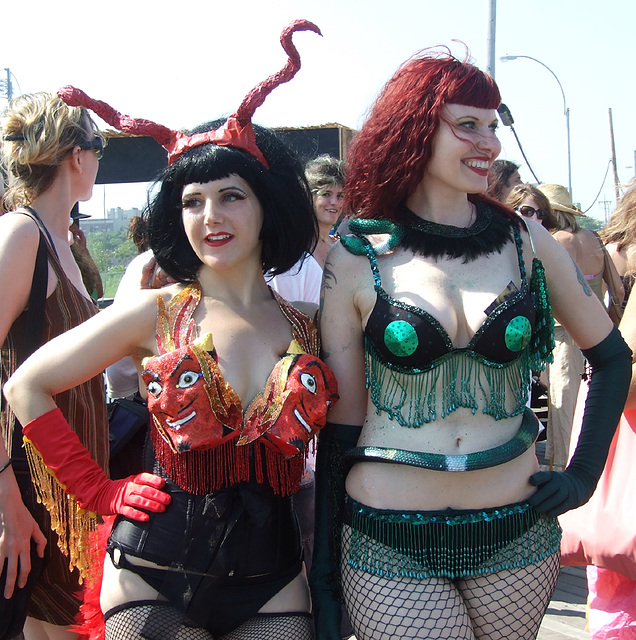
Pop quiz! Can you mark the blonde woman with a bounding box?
[602,180,636,304]
[0,93,108,640]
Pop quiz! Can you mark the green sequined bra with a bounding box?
[341,209,555,427]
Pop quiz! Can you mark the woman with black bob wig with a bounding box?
[4,21,338,640]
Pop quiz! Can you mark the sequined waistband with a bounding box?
[344,406,539,472]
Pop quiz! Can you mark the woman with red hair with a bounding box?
[311,49,631,639]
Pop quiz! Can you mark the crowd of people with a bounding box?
[0,20,635,640]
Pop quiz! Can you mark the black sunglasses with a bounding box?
[516,205,546,220]
[77,137,104,160]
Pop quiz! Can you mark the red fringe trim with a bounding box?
[151,429,304,496]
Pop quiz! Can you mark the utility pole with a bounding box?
[1,68,12,101]
[486,0,497,78]
[608,108,620,203]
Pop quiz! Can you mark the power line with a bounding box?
[582,158,613,214]
[497,103,541,183]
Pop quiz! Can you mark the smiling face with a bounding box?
[422,103,501,197]
[143,344,241,452]
[238,353,339,458]
[313,183,345,230]
[181,175,264,272]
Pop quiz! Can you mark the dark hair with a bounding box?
[127,215,149,254]
[146,120,317,282]
[344,49,502,220]
[305,155,345,192]
[487,159,520,202]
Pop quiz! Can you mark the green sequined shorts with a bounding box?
[343,497,561,580]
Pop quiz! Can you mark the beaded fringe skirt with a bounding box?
[344,498,561,580]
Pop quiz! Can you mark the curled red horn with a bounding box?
[58,19,321,167]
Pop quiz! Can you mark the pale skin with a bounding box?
[606,241,636,278]
[320,104,615,514]
[5,175,315,619]
[311,183,345,269]
[618,293,636,411]
[554,225,624,306]
[0,127,96,640]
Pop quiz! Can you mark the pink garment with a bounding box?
[588,566,636,639]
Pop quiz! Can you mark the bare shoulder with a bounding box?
[577,228,602,250]
[108,283,193,340]
[0,211,40,249]
[518,219,562,260]
[552,228,578,250]
[324,239,372,290]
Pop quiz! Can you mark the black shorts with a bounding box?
[108,474,303,636]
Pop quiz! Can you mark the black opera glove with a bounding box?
[309,422,361,640]
[528,325,631,517]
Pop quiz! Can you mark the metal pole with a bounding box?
[486,0,497,78]
[5,68,12,101]
[566,107,572,198]
[499,55,572,198]
[608,108,620,203]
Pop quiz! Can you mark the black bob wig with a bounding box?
[146,119,318,283]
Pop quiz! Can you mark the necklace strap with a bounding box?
[19,206,59,259]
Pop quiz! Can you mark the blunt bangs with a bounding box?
[146,123,316,283]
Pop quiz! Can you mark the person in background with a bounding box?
[538,183,623,472]
[305,155,345,269]
[487,158,522,203]
[312,50,631,640]
[269,155,345,306]
[69,203,103,301]
[602,179,636,305]
[506,184,558,231]
[584,291,636,638]
[271,154,349,636]
[0,92,109,640]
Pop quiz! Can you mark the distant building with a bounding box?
[81,207,141,235]
[95,124,355,185]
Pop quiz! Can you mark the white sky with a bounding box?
[2,0,633,221]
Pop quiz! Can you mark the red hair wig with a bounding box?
[345,48,503,220]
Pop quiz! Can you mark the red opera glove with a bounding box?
[23,408,170,521]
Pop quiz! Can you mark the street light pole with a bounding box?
[500,55,572,198]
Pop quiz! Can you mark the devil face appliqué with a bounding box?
[142,338,242,453]
[239,353,339,458]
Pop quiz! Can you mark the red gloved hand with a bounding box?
[91,472,171,521]
[23,408,170,521]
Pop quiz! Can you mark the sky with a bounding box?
[1,0,634,222]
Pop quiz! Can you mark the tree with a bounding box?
[577,216,604,232]
[85,230,137,298]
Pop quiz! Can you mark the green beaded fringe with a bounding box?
[366,340,533,426]
[345,407,539,472]
[529,257,555,369]
[346,500,562,580]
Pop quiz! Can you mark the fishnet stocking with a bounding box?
[341,524,560,640]
[104,603,314,640]
[219,613,314,639]
[458,554,560,640]
[104,602,213,639]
